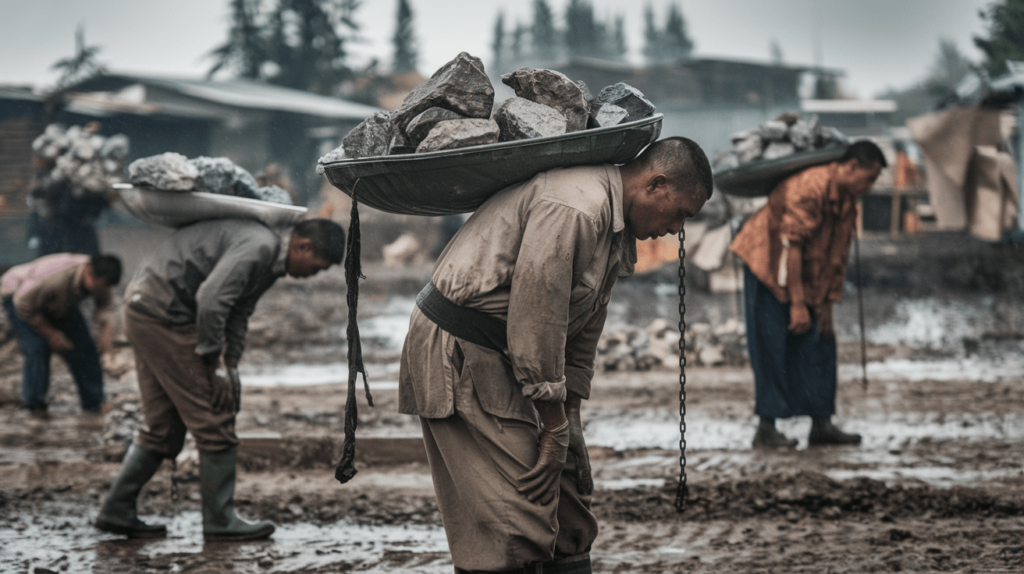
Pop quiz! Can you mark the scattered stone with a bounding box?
[596,82,656,123]
[763,141,796,160]
[342,111,396,159]
[391,52,495,136]
[590,103,629,128]
[415,119,499,153]
[405,107,465,145]
[493,97,567,141]
[758,120,789,141]
[502,68,589,132]
[128,152,198,191]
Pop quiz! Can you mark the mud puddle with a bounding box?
[1,502,451,574]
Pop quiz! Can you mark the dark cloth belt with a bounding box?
[416,281,508,355]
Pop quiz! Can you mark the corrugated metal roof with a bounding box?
[63,73,381,119]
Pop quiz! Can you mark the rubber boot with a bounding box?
[808,417,862,446]
[752,418,798,449]
[200,446,275,541]
[95,444,167,538]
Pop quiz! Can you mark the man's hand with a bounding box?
[818,304,835,340]
[788,303,812,334]
[565,394,593,495]
[204,354,236,413]
[517,420,570,505]
[47,331,74,353]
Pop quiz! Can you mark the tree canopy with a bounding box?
[391,0,418,73]
[51,26,106,91]
[975,0,1024,75]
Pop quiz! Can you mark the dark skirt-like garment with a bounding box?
[743,265,836,419]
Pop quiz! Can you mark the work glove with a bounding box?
[517,420,570,505]
[205,358,237,414]
[566,402,593,496]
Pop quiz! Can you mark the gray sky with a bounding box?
[0,0,996,98]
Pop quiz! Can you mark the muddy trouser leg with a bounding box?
[3,297,51,411]
[420,380,597,573]
[56,308,105,410]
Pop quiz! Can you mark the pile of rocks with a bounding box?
[31,123,129,199]
[318,52,656,164]
[596,317,749,371]
[128,152,292,205]
[99,398,144,461]
[712,113,850,172]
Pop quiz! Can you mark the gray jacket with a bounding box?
[125,219,288,358]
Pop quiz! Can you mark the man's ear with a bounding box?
[648,173,669,193]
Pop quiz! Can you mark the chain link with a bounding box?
[674,227,688,512]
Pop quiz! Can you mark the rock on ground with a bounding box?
[128,152,198,191]
[416,119,500,153]
[590,103,629,128]
[391,52,494,137]
[405,107,465,145]
[596,83,656,123]
[501,68,589,132]
[492,97,567,141]
[342,111,396,159]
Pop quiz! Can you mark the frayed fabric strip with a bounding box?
[521,379,567,402]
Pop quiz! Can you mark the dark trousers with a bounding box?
[743,265,836,420]
[3,297,105,411]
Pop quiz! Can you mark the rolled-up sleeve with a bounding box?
[563,302,606,400]
[193,241,274,357]
[507,199,599,402]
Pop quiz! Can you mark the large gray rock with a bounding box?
[758,120,789,141]
[576,80,594,112]
[788,116,819,150]
[416,119,500,153]
[406,107,465,145]
[596,83,655,123]
[128,152,198,190]
[493,97,567,141]
[763,141,796,160]
[254,185,293,205]
[388,131,417,155]
[391,52,494,136]
[590,103,629,128]
[735,134,764,164]
[190,156,237,194]
[231,165,261,198]
[501,68,589,132]
[343,111,396,159]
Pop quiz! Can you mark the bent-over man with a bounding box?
[400,137,712,573]
[2,253,122,418]
[730,140,886,449]
[95,218,346,540]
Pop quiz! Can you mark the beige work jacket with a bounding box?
[399,164,636,423]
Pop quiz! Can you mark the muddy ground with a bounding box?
[2,233,1024,573]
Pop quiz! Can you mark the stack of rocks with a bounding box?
[595,317,749,371]
[127,153,293,205]
[31,123,129,199]
[317,52,656,166]
[712,112,850,172]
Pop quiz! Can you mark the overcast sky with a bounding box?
[0,0,997,98]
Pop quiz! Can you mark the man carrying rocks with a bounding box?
[1,252,122,418]
[730,141,887,449]
[95,218,345,540]
[400,137,712,573]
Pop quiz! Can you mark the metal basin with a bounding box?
[113,184,307,229]
[714,145,848,197]
[319,114,663,215]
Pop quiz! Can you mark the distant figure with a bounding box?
[730,141,887,449]
[95,218,345,541]
[1,253,122,418]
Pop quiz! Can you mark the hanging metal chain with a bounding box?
[674,227,688,512]
[170,458,179,505]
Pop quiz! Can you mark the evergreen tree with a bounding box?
[642,4,665,65]
[52,26,106,90]
[974,0,1024,75]
[511,23,526,62]
[770,40,783,65]
[663,3,693,61]
[492,11,506,72]
[532,0,558,63]
[208,0,266,79]
[391,0,417,73]
[565,0,597,60]
[610,15,628,62]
